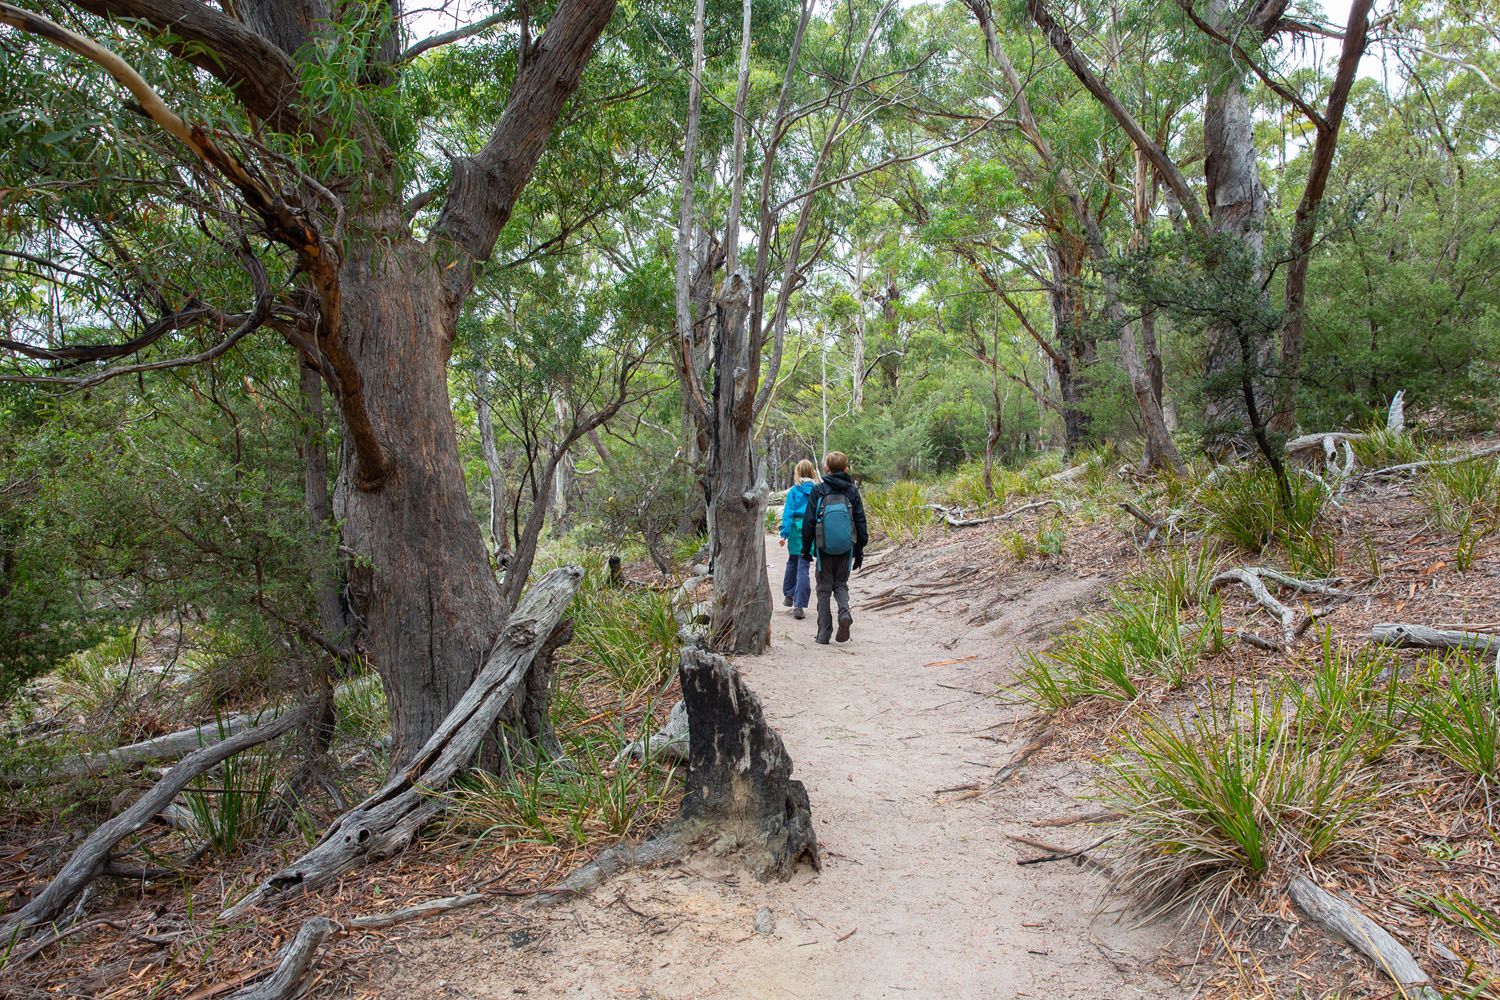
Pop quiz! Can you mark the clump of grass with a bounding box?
[443,739,680,850]
[1020,575,1224,709]
[1198,467,1328,553]
[1000,531,1032,563]
[1350,424,1422,468]
[1137,541,1224,609]
[1418,456,1500,570]
[570,587,680,695]
[1287,631,1406,760]
[1102,687,1377,918]
[863,480,928,543]
[335,666,389,744]
[182,744,282,856]
[1405,650,1500,786]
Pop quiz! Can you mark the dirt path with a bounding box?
[387,540,1182,999]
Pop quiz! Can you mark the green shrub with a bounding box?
[1349,425,1422,468]
[1103,687,1377,917]
[1198,468,1328,553]
[1417,455,1500,540]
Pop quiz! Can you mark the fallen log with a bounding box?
[1289,876,1440,1000]
[1210,568,1341,648]
[1,706,312,943]
[1371,623,1499,655]
[5,676,381,788]
[226,916,338,1000]
[221,567,582,920]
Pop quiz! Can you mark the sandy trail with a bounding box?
[388,539,1181,999]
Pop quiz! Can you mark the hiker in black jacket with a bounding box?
[800,451,869,644]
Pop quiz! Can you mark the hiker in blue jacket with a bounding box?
[778,459,819,620]
[800,451,869,644]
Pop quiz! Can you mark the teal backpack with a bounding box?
[815,492,854,556]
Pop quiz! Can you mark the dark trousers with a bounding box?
[815,552,851,638]
[782,552,811,609]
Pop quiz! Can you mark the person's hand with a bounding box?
[778,537,785,548]
[852,552,863,572]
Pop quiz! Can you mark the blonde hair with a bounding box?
[824,451,849,474]
[795,459,817,481]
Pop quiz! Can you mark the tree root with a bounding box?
[221,567,583,921]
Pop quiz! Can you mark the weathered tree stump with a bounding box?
[678,647,819,879]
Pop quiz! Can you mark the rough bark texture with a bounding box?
[679,647,820,879]
[707,274,772,654]
[1371,623,1499,655]
[222,568,581,920]
[335,243,508,769]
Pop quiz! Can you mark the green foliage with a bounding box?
[1197,468,1331,573]
[1287,632,1407,761]
[569,587,680,696]
[182,747,282,857]
[1102,686,1377,917]
[1020,566,1224,709]
[863,480,928,543]
[1406,651,1500,785]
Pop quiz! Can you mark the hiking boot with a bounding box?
[792,607,805,620]
[835,609,853,643]
[783,595,793,607]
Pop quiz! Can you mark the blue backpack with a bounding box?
[815,492,854,556]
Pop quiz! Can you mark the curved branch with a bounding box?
[0,303,217,364]
[397,11,510,64]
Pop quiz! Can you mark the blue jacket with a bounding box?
[780,479,816,541]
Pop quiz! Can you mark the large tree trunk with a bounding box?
[1201,3,1272,449]
[336,241,507,769]
[1047,238,1091,455]
[707,274,772,654]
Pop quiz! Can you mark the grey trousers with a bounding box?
[815,552,851,638]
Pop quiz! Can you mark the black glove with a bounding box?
[801,548,813,561]
[852,549,863,572]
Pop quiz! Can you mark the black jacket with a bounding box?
[800,471,868,559]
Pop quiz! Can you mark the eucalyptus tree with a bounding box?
[674,0,942,652]
[0,0,621,764]
[1019,0,1373,472]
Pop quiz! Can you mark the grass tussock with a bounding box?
[864,480,928,543]
[1020,545,1225,709]
[1103,686,1378,919]
[1407,650,1500,786]
[1196,468,1334,576]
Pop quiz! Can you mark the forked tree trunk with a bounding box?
[335,241,507,769]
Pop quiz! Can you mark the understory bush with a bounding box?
[1406,650,1500,785]
[1197,468,1334,575]
[863,480,928,543]
[569,586,680,695]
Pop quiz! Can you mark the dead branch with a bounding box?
[1360,441,1500,481]
[1370,623,1500,655]
[1288,876,1441,1000]
[349,894,485,929]
[926,498,1064,528]
[1013,833,1114,866]
[221,568,582,920]
[993,725,1054,784]
[226,916,338,1000]
[1211,569,1296,646]
[0,706,312,942]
